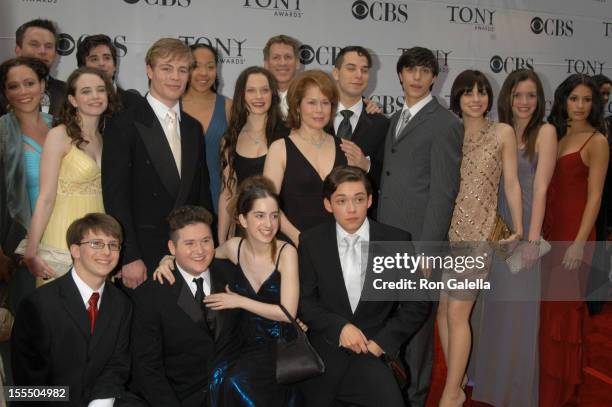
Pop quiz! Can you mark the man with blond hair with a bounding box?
[102,38,213,290]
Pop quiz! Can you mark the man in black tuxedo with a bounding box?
[130,206,241,407]
[76,34,142,110]
[102,38,213,289]
[11,213,131,406]
[299,166,431,407]
[5,19,66,117]
[330,46,389,215]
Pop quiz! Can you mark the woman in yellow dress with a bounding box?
[24,67,118,284]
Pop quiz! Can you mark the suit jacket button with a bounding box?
[391,148,396,153]
[386,171,391,176]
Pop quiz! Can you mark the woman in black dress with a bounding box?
[218,66,286,243]
[264,70,349,246]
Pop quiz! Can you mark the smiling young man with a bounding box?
[76,34,142,110]
[130,206,241,407]
[330,46,389,215]
[377,46,463,406]
[298,165,431,407]
[12,213,131,406]
[102,38,213,290]
[263,34,300,118]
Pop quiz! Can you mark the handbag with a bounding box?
[14,239,72,276]
[489,214,512,242]
[276,304,325,384]
[506,238,552,273]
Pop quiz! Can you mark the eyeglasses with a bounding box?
[332,196,368,206]
[79,240,122,251]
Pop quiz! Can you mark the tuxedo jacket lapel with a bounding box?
[323,223,354,317]
[134,103,181,198]
[59,275,90,340]
[353,221,382,317]
[173,268,209,333]
[173,117,199,208]
[394,98,438,145]
[351,110,371,145]
[89,285,116,351]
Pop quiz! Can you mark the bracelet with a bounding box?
[528,240,541,246]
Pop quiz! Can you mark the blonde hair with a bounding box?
[145,38,193,67]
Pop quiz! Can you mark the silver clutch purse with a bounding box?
[506,238,551,273]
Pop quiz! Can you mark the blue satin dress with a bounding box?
[22,114,52,210]
[209,240,300,406]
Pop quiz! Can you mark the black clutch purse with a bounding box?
[276,304,325,384]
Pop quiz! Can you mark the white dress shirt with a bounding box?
[333,100,363,135]
[146,92,182,139]
[336,219,370,312]
[177,263,211,297]
[71,269,114,407]
[398,93,433,122]
[278,90,289,119]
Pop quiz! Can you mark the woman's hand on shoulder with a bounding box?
[152,255,176,285]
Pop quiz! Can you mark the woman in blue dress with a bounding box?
[182,44,232,214]
[0,57,52,304]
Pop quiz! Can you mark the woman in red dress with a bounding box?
[540,74,609,406]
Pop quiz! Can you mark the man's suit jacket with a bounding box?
[117,87,143,111]
[299,220,431,371]
[377,97,463,241]
[0,76,65,117]
[102,97,213,272]
[47,76,66,117]
[11,272,131,406]
[130,260,242,407]
[329,109,389,215]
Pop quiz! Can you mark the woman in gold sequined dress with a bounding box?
[437,70,523,407]
[24,67,118,285]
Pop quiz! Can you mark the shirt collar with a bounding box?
[176,262,210,289]
[401,94,433,118]
[146,92,181,123]
[71,267,105,309]
[336,217,370,243]
[337,99,363,119]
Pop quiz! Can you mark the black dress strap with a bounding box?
[275,243,289,269]
[237,238,244,266]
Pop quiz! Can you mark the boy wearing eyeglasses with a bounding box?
[11,213,131,407]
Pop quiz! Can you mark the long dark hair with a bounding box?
[54,67,119,148]
[220,66,281,197]
[235,175,280,262]
[547,73,606,139]
[498,69,546,162]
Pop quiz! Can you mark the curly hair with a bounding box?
[53,67,120,148]
[547,74,606,139]
[0,57,49,101]
[220,66,281,197]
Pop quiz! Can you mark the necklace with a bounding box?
[297,131,327,148]
[243,129,265,145]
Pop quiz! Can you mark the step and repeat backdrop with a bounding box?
[2,0,611,116]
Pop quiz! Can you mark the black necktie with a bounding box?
[193,277,215,333]
[337,110,354,139]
